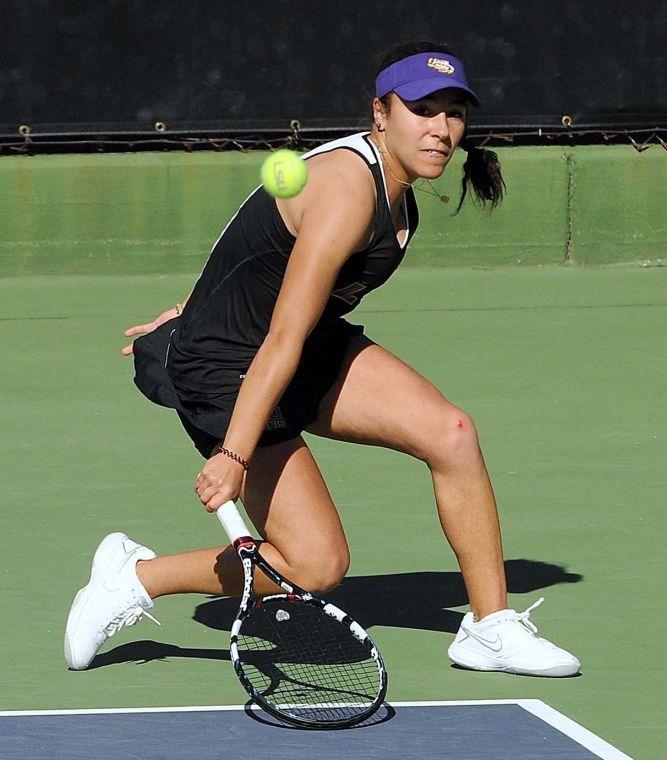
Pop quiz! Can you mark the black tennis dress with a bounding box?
[133,132,419,456]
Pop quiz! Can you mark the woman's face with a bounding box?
[375,89,467,182]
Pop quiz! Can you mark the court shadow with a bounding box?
[92,558,581,668]
[193,558,582,635]
[86,640,230,669]
[243,700,397,730]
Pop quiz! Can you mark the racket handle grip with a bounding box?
[216,500,253,543]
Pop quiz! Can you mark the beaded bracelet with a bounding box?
[213,444,250,471]
[175,302,183,316]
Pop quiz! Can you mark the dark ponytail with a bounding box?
[374,40,506,213]
[456,142,505,213]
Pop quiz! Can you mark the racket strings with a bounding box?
[236,598,382,722]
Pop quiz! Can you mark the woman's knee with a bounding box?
[290,548,350,594]
[415,407,482,470]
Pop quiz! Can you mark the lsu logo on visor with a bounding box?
[427,57,455,74]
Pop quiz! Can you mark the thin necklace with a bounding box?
[371,137,450,204]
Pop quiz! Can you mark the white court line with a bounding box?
[0,700,521,717]
[0,705,255,717]
[519,700,633,760]
[390,701,632,759]
[0,700,632,758]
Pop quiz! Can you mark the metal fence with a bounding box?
[2,0,665,152]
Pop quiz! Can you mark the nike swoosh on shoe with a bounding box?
[462,628,503,652]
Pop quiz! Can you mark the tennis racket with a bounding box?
[216,500,387,728]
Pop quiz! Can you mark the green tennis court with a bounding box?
[3,3,666,754]
[1,148,665,758]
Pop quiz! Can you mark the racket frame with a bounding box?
[217,501,387,728]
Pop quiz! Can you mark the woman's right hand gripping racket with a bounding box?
[216,500,387,729]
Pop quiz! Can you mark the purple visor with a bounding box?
[375,52,480,107]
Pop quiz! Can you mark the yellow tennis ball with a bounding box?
[260,150,308,199]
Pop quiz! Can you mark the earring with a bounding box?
[375,121,384,131]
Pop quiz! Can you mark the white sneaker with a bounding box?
[448,598,580,677]
[64,533,160,670]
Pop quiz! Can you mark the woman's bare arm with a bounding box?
[195,153,376,510]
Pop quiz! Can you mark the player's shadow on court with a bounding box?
[90,559,581,668]
[194,558,582,636]
[86,640,232,669]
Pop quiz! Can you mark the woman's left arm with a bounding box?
[121,289,194,357]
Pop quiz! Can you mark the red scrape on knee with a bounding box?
[457,419,464,429]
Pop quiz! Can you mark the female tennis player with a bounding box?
[65,42,580,677]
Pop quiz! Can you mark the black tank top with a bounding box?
[168,132,419,392]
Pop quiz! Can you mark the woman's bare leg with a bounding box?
[137,436,350,599]
[307,335,507,620]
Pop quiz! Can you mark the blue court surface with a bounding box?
[0,700,630,759]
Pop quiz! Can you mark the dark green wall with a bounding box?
[1,146,665,276]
